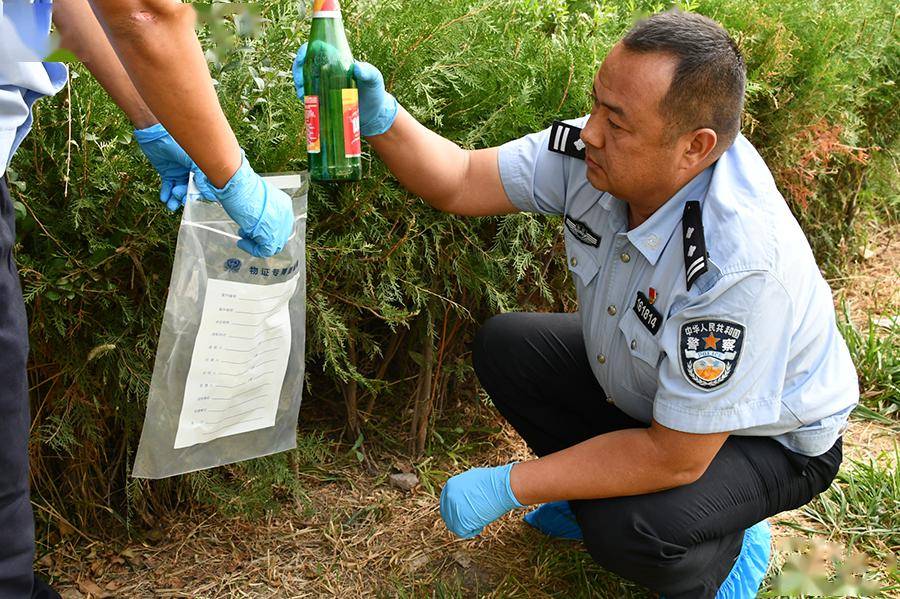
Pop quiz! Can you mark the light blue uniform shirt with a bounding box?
[498,116,858,456]
[0,0,68,177]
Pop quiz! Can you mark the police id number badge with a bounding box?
[679,319,745,390]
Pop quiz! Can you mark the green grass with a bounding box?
[838,305,900,420]
[801,452,899,564]
[519,540,652,598]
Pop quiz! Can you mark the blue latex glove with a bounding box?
[439,463,524,538]
[523,500,583,541]
[192,155,293,258]
[292,42,399,137]
[134,123,197,211]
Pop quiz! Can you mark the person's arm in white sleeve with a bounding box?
[653,271,792,433]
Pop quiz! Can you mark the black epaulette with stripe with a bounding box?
[682,200,708,291]
[547,121,586,160]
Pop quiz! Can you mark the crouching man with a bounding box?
[294,9,857,597]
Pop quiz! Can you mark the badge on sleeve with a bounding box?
[679,319,745,390]
[548,121,586,160]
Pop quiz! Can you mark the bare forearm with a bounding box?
[509,428,706,505]
[367,108,470,208]
[53,0,156,128]
[87,0,241,186]
[367,108,513,216]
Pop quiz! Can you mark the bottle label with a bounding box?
[342,88,361,158]
[305,95,320,154]
[312,0,340,18]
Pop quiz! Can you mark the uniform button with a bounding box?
[630,339,637,350]
[570,256,578,267]
[596,354,606,365]
[620,252,631,263]
[646,234,660,249]
[606,396,615,404]
[607,305,617,316]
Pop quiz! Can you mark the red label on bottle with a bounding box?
[312,0,339,16]
[342,88,361,158]
[305,96,320,153]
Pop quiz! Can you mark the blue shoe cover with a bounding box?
[523,500,583,541]
[715,520,772,598]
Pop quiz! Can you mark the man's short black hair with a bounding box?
[622,9,746,153]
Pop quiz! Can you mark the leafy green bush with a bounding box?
[11,0,898,531]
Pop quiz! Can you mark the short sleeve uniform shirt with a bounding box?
[497,116,858,456]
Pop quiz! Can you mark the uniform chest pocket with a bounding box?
[563,229,601,287]
[617,310,662,399]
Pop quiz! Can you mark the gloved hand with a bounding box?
[134,123,196,211]
[192,155,293,258]
[439,463,523,538]
[292,42,399,137]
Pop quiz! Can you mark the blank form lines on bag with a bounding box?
[173,275,299,449]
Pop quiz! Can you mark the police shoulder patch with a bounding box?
[679,319,745,390]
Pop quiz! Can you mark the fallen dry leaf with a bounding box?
[77,578,111,598]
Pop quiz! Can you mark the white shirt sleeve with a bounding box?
[653,270,794,434]
[496,124,571,216]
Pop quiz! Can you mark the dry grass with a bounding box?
[831,224,899,327]
[40,404,647,599]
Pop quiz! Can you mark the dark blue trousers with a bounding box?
[0,177,36,599]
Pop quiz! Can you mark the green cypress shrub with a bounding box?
[10,0,897,530]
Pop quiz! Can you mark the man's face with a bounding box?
[580,43,683,206]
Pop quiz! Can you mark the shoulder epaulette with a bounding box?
[547,121,586,160]
[682,200,708,290]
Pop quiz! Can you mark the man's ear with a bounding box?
[681,128,717,169]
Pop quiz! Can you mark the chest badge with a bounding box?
[679,319,745,390]
[633,290,662,335]
[564,216,601,247]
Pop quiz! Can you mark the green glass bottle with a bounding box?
[304,0,361,182]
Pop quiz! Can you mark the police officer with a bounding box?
[2,1,292,596]
[295,9,857,598]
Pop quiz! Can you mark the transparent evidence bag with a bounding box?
[132,173,309,479]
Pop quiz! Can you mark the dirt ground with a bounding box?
[40,226,898,598]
